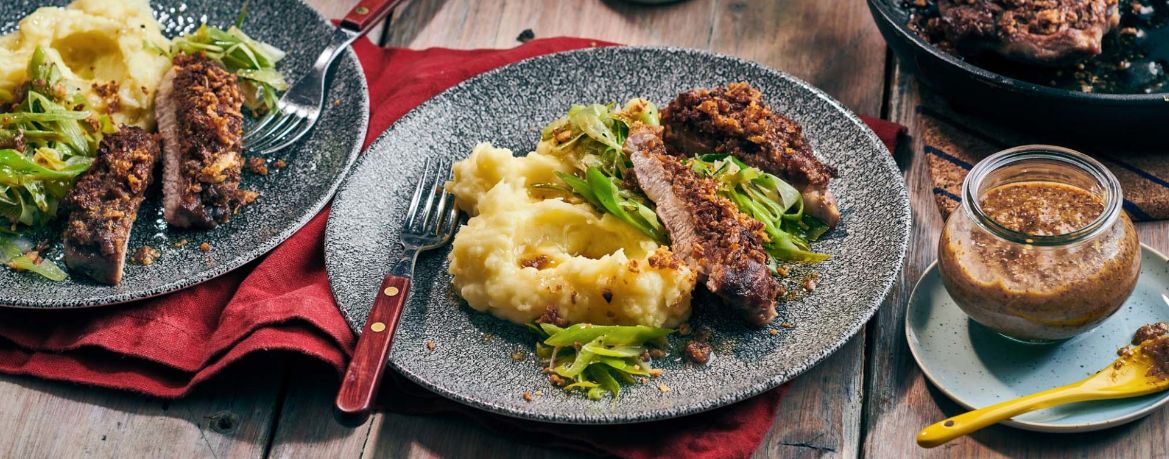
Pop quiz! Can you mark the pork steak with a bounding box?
[155,53,246,229]
[61,126,162,285]
[660,82,841,228]
[625,122,779,326]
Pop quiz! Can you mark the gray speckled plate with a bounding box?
[0,0,368,308]
[325,47,910,424]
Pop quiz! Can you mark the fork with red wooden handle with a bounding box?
[245,0,405,154]
[334,159,459,425]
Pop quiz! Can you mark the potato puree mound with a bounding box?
[0,0,171,128]
[448,143,696,328]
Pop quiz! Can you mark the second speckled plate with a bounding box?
[325,47,910,424]
[0,0,368,308]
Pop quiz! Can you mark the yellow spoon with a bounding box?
[917,338,1169,448]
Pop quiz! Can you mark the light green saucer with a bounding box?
[906,245,1169,432]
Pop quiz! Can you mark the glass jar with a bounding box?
[937,145,1140,342]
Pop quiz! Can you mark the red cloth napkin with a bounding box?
[0,37,904,459]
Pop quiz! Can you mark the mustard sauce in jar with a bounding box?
[938,146,1140,342]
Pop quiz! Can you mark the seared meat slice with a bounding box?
[660,82,841,227]
[937,0,1120,64]
[61,127,161,285]
[625,123,779,326]
[156,53,245,229]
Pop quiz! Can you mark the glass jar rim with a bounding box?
[961,145,1123,246]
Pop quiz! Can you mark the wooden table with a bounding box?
[4,1,1168,457]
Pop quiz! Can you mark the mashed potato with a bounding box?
[448,143,696,328]
[0,0,171,128]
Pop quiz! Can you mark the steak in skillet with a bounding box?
[937,0,1120,64]
[61,127,161,285]
[155,53,246,229]
[660,82,841,228]
[624,122,779,326]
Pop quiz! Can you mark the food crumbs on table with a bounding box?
[678,323,692,336]
[657,383,671,393]
[131,246,160,266]
[548,374,566,386]
[648,368,663,377]
[174,239,189,248]
[425,340,436,351]
[516,28,535,43]
[769,328,779,336]
[198,242,211,252]
[522,390,533,402]
[534,390,543,397]
[781,322,795,329]
[334,99,342,107]
[246,157,269,175]
[273,159,287,169]
[776,265,790,278]
[511,350,526,361]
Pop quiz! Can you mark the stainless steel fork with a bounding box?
[244,0,405,154]
[334,158,459,424]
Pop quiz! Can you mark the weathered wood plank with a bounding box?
[267,363,374,459]
[708,0,887,116]
[364,413,590,459]
[385,0,717,50]
[385,0,887,115]
[861,63,1169,458]
[754,337,866,459]
[0,358,284,459]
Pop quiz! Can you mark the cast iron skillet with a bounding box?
[868,0,1169,142]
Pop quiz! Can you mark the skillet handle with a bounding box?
[334,275,410,426]
[340,0,404,35]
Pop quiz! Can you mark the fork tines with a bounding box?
[403,159,459,243]
[243,106,316,155]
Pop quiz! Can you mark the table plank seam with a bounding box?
[858,44,899,459]
[262,358,293,459]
